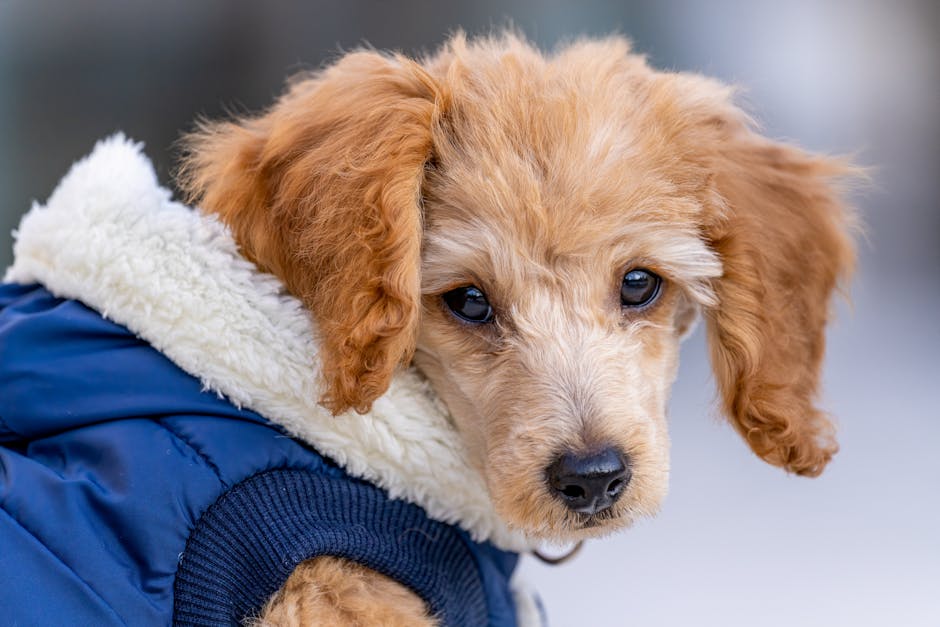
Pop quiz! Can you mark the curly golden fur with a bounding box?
[180,31,854,626]
[252,557,437,627]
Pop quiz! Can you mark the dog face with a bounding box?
[181,33,854,542]
[413,62,725,537]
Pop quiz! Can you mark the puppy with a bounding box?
[180,31,854,626]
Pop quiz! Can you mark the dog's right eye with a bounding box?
[442,286,494,323]
[621,268,661,308]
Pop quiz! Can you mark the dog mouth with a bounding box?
[574,507,621,530]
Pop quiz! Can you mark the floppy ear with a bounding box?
[702,111,856,477]
[179,52,443,415]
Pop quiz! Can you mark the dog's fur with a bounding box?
[180,32,854,626]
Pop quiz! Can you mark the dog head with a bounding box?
[180,33,854,542]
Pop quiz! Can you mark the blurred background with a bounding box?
[1,1,937,625]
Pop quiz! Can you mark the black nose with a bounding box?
[547,448,631,515]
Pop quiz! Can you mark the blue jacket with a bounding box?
[0,283,520,625]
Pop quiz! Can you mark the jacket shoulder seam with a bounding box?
[154,418,229,489]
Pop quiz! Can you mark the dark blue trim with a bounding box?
[173,469,490,626]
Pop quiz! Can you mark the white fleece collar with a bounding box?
[5,134,537,553]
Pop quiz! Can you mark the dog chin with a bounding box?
[498,501,645,544]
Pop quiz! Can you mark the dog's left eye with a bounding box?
[621,269,662,307]
[442,286,494,323]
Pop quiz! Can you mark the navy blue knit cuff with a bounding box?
[173,468,489,626]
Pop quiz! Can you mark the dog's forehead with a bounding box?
[429,66,711,234]
[421,163,717,306]
[421,49,722,298]
[424,115,709,280]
